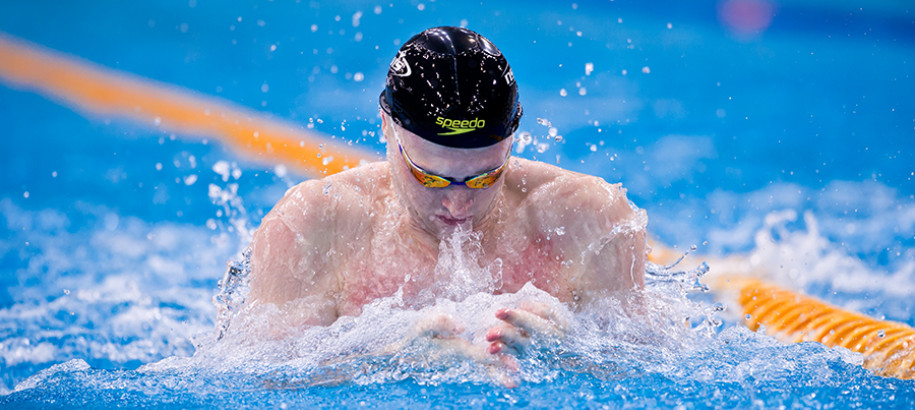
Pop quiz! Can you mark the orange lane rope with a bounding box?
[648,243,914,380]
[0,32,377,177]
[719,276,914,380]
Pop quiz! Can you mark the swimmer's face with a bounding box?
[384,114,511,238]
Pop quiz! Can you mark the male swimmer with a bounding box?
[247,27,646,360]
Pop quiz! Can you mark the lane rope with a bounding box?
[648,243,913,380]
[0,32,377,177]
[717,276,914,380]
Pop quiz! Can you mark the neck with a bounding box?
[469,188,504,238]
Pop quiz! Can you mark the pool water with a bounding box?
[2,0,914,407]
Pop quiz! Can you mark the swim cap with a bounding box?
[380,26,522,149]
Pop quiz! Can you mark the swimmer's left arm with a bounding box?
[538,175,647,303]
[577,179,647,302]
[484,173,646,369]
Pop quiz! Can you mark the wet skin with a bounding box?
[247,113,647,365]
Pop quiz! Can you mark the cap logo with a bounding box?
[390,51,412,77]
[503,68,515,85]
[436,117,486,136]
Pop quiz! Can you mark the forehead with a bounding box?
[395,124,510,175]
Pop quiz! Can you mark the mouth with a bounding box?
[437,215,471,226]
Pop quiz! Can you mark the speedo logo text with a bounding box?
[435,117,486,135]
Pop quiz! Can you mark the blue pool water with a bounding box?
[1,0,914,407]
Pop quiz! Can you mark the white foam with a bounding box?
[0,199,240,392]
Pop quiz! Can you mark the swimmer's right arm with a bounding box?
[248,180,341,328]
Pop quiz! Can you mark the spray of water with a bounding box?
[195,215,732,388]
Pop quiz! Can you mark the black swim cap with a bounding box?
[380,26,522,149]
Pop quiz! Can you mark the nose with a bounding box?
[441,188,474,218]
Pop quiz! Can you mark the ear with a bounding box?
[380,109,388,130]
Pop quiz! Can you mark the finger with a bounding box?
[487,340,523,358]
[489,354,521,388]
[431,337,518,371]
[488,340,507,355]
[518,300,552,318]
[495,308,561,338]
[498,353,520,372]
[485,324,529,350]
[517,301,570,330]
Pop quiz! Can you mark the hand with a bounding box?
[411,313,521,387]
[485,301,569,356]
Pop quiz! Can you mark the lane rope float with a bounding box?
[649,242,914,380]
[0,32,377,177]
[717,276,914,380]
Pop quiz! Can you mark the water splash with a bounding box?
[4,191,913,405]
[188,219,737,389]
[428,226,503,302]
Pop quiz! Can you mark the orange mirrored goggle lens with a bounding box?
[399,144,507,189]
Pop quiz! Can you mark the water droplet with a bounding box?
[351,11,363,27]
[878,329,886,338]
[744,314,752,320]
[323,183,332,195]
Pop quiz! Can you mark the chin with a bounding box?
[420,215,471,239]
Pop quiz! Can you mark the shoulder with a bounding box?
[251,161,389,260]
[247,162,389,306]
[505,158,644,238]
[267,161,390,229]
[505,158,632,213]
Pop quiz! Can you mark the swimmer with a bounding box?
[246,27,646,362]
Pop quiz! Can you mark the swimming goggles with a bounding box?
[397,141,510,189]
